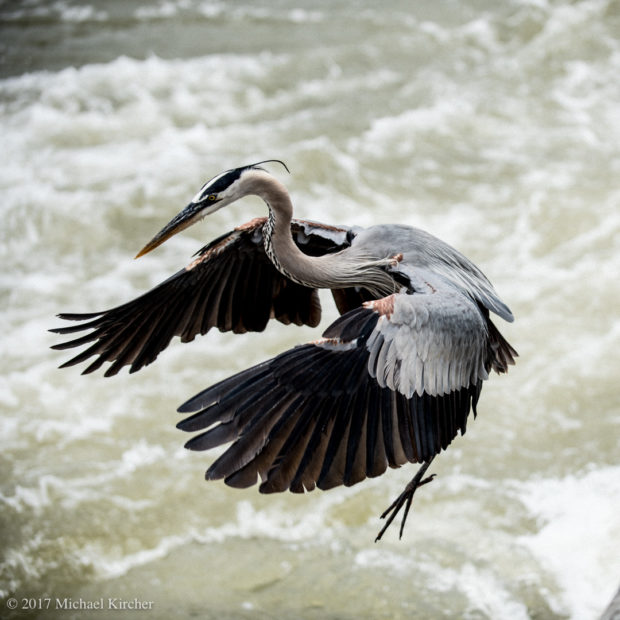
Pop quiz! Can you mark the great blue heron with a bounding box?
[52,160,517,541]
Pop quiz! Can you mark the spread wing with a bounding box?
[51,218,353,377]
[176,283,515,494]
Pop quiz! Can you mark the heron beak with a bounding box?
[135,200,219,258]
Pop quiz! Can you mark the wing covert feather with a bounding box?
[364,286,492,398]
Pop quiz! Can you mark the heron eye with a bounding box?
[208,195,217,201]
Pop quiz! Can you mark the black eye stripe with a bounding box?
[192,169,242,203]
[206,169,243,194]
[193,161,288,203]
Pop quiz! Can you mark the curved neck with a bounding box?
[247,170,394,294]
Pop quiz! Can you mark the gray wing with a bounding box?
[364,283,490,398]
[51,218,353,377]
[352,224,515,322]
[175,282,513,494]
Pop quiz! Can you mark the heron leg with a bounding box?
[375,457,436,542]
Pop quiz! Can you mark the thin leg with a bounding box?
[375,457,436,542]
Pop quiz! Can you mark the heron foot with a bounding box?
[375,460,436,542]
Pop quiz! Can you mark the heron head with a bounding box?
[135,160,289,258]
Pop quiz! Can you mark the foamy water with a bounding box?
[2,1,619,618]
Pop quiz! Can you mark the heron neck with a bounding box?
[262,184,336,288]
[255,174,393,293]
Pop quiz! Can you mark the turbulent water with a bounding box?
[2,0,620,618]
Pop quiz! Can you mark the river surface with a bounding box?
[1,1,619,618]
